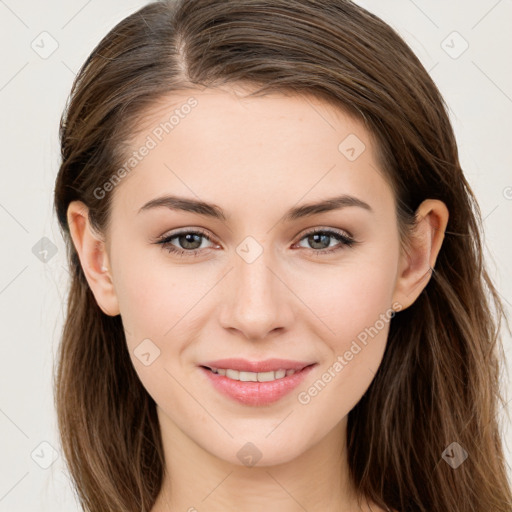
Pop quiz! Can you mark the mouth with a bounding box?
[199,361,318,406]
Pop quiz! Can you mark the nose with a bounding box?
[219,245,295,341]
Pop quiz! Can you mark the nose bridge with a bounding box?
[237,245,275,303]
[220,236,293,339]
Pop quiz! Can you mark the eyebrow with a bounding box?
[137,194,373,222]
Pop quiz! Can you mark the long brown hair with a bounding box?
[53,1,512,510]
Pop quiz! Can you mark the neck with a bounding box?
[151,407,377,512]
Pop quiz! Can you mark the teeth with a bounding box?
[226,369,239,380]
[210,367,298,382]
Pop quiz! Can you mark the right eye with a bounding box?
[155,228,217,257]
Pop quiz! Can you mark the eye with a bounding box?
[294,228,357,255]
[156,228,217,257]
[155,227,358,258]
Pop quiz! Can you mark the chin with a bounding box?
[204,433,311,468]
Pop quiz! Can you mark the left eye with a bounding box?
[155,228,357,257]
[295,229,356,254]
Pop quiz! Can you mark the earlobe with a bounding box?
[392,199,449,311]
[67,200,120,316]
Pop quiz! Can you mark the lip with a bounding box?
[199,361,318,406]
[200,358,315,373]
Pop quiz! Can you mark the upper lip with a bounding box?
[200,358,316,373]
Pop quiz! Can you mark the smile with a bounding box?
[199,363,318,406]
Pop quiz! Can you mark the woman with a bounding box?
[53,1,512,511]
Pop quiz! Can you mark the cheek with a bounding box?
[296,253,397,343]
[292,250,397,404]
[112,259,194,406]
[111,247,217,390]
[112,242,193,338]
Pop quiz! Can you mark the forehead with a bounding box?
[110,86,394,223]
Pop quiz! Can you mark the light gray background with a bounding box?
[0,0,511,510]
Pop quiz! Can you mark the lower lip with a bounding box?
[199,364,316,406]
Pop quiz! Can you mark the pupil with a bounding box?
[181,233,201,249]
[309,233,329,249]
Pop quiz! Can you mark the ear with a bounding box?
[67,200,120,316]
[391,199,449,311]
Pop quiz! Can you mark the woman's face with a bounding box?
[100,86,406,465]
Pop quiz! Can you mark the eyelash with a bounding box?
[155,227,357,258]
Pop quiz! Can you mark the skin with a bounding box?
[67,85,448,512]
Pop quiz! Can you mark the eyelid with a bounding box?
[296,225,354,240]
[156,226,215,242]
